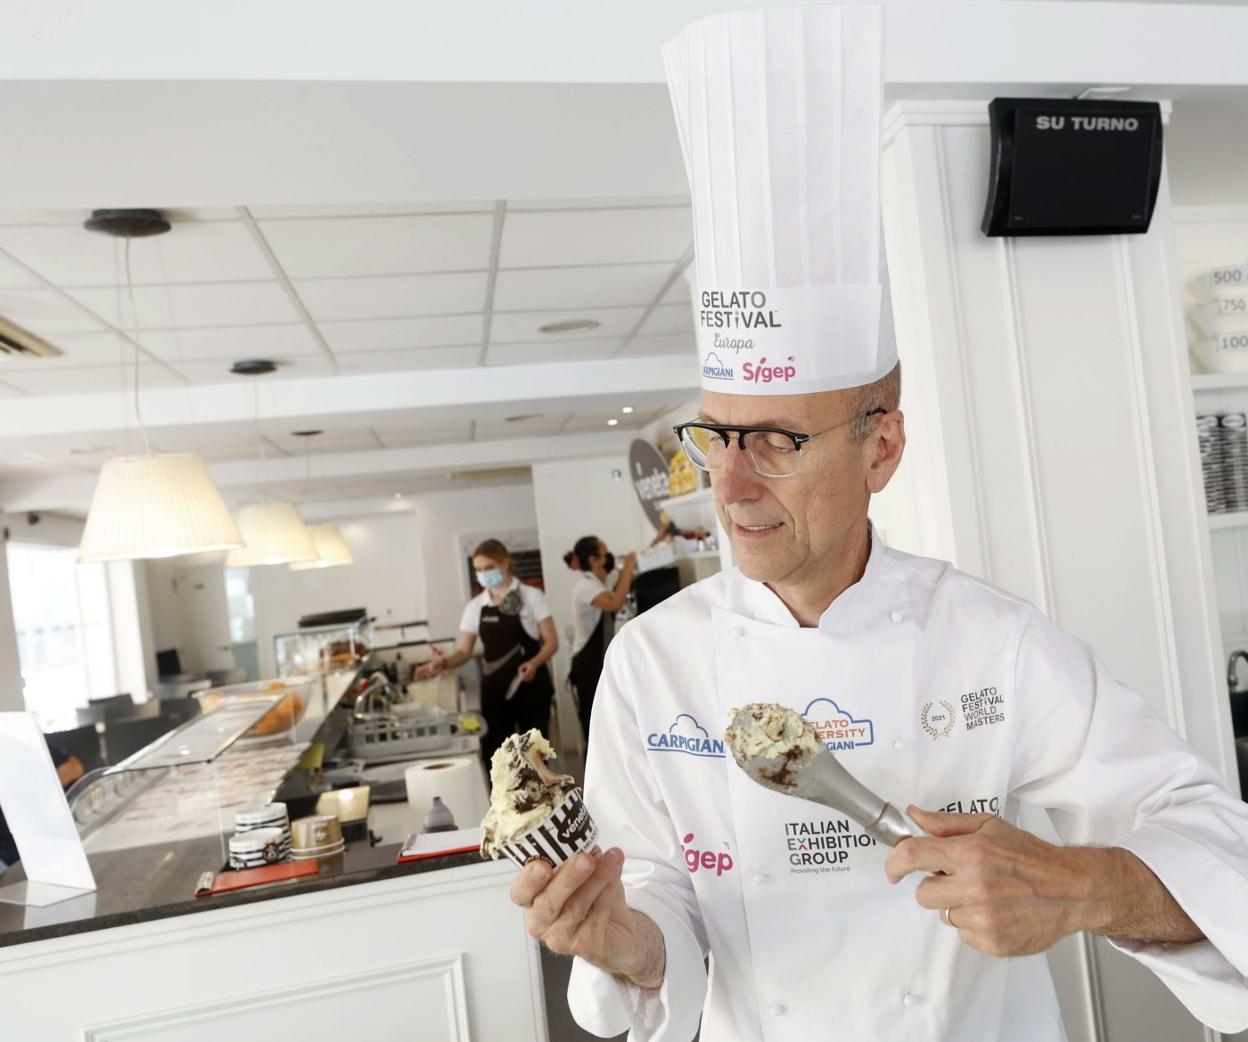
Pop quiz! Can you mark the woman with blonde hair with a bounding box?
[417,539,558,763]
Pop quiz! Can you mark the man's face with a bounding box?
[698,388,904,586]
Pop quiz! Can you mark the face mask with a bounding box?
[476,568,505,590]
[602,552,616,574]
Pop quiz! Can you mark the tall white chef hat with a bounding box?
[663,6,896,396]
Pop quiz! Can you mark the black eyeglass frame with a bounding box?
[672,408,887,477]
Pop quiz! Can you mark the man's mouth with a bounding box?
[733,521,784,537]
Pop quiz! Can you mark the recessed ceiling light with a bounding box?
[393,493,403,500]
[607,418,620,427]
[538,319,601,336]
[621,406,634,414]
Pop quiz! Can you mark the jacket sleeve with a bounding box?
[1007,609,1248,1034]
[567,636,709,1041]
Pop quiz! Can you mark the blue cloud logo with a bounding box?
[647,713,726,758]
[802,697,875,750]
[702,352,733,381]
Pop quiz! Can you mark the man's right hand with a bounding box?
[509,848,665,988]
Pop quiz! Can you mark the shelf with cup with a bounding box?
[1192,373,1248,393]
[1207,510,1248,532]
[657,486,716,531]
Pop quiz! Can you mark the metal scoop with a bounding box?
[726,705,916,847]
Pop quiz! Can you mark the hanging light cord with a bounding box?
[123,235,152,453]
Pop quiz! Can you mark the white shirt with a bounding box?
[568,536,1248,1041]
[458,578,551,643]
[571,572,611,656]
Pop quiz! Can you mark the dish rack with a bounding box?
[346,674,466,763]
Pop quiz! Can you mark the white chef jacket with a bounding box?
[572,572,611,656]
[567,534,1248,1041]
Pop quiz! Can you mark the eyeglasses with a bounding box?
[673,409,885,479]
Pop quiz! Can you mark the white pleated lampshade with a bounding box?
[225,502,318,567]
[289,523,355,571]
[79,453,244,563]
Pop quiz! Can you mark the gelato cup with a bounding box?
[481,728,598,868]
[495,786,599,869]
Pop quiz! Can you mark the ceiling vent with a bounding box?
[0,314,63,360]
[447,466,532,483]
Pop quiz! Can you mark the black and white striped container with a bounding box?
[499,788,599,869]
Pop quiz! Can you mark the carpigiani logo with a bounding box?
[921,700,956,739]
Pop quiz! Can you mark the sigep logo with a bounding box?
[802,697,875,751]
[702,351,734,381]
[681,833,734,876]
[741,356,796,385]
[647,713,726,758]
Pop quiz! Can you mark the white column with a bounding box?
[0,538,23,713]
[878,101,1234,1042]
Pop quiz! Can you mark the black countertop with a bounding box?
[0,833,486,949]
[0,688,492,949]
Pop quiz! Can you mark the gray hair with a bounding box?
[846,363,901,444]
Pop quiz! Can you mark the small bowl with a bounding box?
[315,786,370,823]
[291,814,342,851]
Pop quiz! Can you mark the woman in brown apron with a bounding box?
[417,539,558,765]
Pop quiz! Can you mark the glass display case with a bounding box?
[67,678,313,859]
[273,620,372,679]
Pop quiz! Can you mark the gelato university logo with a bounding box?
[647,714,726,758]
[802,697,874,751]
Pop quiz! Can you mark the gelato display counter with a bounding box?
[0,671,544,1042]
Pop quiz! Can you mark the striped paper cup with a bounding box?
[499,787,599,869]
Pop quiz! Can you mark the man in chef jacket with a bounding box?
[511,9,1248,1041]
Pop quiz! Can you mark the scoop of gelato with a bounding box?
[724,703,823,790]
[481,729,575,859]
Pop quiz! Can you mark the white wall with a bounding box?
[531,455,656,692]
[0,537,23,712]
[407,484,540,644]
[249,513,428,679]
[145,559,235,676]
[881,101,1234,1042]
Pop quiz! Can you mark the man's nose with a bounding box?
[712,438,762,504]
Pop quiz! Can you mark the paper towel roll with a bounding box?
[404,756,489,831]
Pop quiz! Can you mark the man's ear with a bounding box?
[865,410,906,494]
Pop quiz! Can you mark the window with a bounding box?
[5,543,117,731]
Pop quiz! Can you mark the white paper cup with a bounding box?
[496,787,599,869]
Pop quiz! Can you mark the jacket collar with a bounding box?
[729,524,886,631]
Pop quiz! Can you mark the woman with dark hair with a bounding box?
[416,538,558,764]
[563,535,636,738]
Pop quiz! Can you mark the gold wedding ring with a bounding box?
[941,907,957,928]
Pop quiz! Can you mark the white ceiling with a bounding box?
[0,199,698,512]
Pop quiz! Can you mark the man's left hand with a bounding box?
[884,805,1098,959]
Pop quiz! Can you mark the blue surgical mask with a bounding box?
[476,568,505,590]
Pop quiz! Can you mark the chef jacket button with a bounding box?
[903,992,918,1008]
[769,1002,787,1018]
[893,739,905,752]
[890,610,904,624]
[731,625,745,638]
[753,871,770,884]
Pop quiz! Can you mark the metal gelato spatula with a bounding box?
[726,704,917,847]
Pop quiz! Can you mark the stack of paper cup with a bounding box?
[234,803,292,852]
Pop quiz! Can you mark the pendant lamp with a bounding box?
[225,502,318,567]
[79,453,243,562]
[289,523,354,571]
[78,210,243,562]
